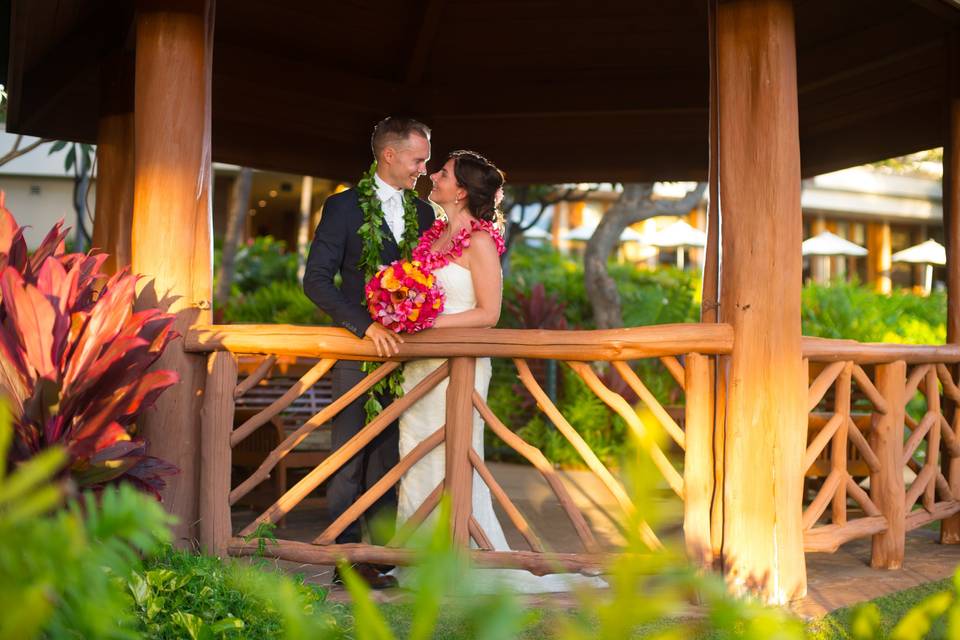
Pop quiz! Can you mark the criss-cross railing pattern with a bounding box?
[190,323,732,573]
[902,363,960,531]
[801,339,960,566]
[803,360,888,552]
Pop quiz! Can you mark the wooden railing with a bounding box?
[186,323,733,574]
[801,337,960,567]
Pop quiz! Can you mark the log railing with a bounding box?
[187,323,733,573]
[802,338,960,567]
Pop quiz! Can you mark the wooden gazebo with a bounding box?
[6,0,960,604]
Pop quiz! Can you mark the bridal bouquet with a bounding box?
[365,259,445,333]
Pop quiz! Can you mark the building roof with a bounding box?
[5,0,960,183]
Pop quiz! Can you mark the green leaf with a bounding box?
[0,446,66,507]
[209,617,245,634]
[850,602,881,640]
[890,591,953,640]
[48,140,67,153]
[128,572,149,608]
[338,562,395,640]
[64,145,76,172]
[172,610,212,640]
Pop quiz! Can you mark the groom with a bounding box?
[303,117,435,588]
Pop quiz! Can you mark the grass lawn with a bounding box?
[808,577,952,639]
[333,577,954,639]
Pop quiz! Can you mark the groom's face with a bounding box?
[385,134,431,190]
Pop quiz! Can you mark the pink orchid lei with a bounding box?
[411,218,506,272]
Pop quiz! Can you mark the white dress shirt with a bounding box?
[374,172,405,244]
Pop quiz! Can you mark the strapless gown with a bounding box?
[395,261,607,593]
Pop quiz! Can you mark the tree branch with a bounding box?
[0,137,51,167]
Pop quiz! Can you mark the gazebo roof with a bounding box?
[4,0,959,183]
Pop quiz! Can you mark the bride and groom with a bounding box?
[303,117,603,593]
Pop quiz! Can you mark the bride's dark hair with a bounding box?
[448,150,505,223]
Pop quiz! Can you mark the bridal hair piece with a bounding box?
[370,116,432,159]
[448,149,506,226]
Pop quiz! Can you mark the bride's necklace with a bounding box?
[413,218,506,271]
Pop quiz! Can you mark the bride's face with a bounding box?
[429,159,465,207]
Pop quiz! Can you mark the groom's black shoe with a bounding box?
[333,563,398,590]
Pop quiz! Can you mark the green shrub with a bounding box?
[0,408,174,640]
[130,548,336,640]
[802,279,945,344]
[222,280,331,325]
[224,236,300,296]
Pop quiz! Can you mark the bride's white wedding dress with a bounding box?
[396,261,607,593]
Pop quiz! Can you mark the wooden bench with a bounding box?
[231,356,336,508]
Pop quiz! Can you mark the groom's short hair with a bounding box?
[371,117,431,159]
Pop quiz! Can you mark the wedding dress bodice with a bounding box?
[434,262,476,315]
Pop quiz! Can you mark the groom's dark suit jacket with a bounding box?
[303,188,435,338]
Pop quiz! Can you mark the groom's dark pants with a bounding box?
[327,361,399,546]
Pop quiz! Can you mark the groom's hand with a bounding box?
[364,322,403,357]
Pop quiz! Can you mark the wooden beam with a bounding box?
[199,351,237,557]
[184,323,735,360]
[445,357,476,546]
[943,30,960,544]
[92,111,134,273]
[869,361,906,569]
[131,0,216,544]
[716,0,807,604]
[404,0,446,85]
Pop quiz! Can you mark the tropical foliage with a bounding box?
[214,235,331,325]
[0,409,174,640]
[0,203,177,496]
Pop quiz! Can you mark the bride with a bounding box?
[395,150,606,593]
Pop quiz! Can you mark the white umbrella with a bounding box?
[801,231,867,257]
[645,220,707,249]
[561,220,645,243]
[892,239,946,295]
[645,220,707,269]
[891,239,946,265]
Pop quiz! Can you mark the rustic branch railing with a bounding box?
[188,323,732,574]
[801,337,960,567]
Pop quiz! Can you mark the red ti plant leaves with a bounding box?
[0,202,180,497]
[0,267,59,381]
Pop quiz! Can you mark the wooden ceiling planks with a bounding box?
[5,0,958,182]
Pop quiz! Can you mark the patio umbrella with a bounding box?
[562,220,646,243]
[801,230,867,257]
[645,220,708,268]
[892,239,946,294]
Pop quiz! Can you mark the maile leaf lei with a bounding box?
[356,161,423,423]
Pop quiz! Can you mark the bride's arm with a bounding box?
[431,232,502,329]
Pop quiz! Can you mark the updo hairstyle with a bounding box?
[448,150,505,223]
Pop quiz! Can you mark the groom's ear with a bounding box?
[381,146,395,165]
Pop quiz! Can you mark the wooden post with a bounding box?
[131,0,215,543]
[684,353,714,568]
[200,351,236,556]
[943,30,960,544]
[870,361,906,568]
[92,54,134,274]
[445,357,476,546]
[715,0,807,603]
[831,363,852,525]
[701,0,719,324]
[867,222,892,294]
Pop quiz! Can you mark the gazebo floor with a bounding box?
[230,462,960,617]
